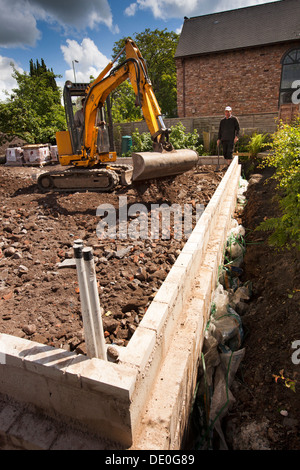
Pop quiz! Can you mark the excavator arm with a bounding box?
[82,38,172,160]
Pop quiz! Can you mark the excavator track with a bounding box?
[37,164,133,192]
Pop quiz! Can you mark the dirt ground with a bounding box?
[0,161,224,353]
[222,164,300,451]
[0,157,299,450]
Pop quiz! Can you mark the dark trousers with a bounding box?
[221,140,234,159]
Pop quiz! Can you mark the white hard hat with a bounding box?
[225,106,232,111]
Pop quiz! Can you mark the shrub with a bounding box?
[131,128,153,152]
[235,134,251,153]
[131,122,204,155]
[256,119,300,250]
[247,133,270,158]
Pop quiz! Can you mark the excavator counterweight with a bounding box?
[37,38,198,192]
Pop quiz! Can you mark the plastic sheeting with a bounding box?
[192,176,249,450]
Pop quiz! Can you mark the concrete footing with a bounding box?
[0,156,241,450]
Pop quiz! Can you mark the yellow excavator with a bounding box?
[37,38,198,192]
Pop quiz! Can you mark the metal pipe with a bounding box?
[111,44,126,66]
[83,247,107,361]
[73,244,98,358]
[72,59,79,83]
[158,115,166,130]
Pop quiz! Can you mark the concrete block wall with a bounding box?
[0,157,241,449]
[0,335,137,447]
[132,157,241,449]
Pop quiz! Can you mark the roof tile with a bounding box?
[175,0,300,58]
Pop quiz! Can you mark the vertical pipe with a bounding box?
[83,247,107,361]
[73,244,98,358]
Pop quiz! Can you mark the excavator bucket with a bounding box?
[131,149,199,182]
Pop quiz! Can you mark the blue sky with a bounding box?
[0,0,280,100]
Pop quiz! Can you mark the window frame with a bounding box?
[279,47,300,106]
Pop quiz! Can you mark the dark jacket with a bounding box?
[218,116,240,141]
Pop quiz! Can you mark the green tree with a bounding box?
[109,81,142,123]
[112,28,179,119]
[29,58,59,95]
[256,119,300,250]
[0,63,65,144]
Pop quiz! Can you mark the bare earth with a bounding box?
[0,162,224,352]
[222,166,300,451]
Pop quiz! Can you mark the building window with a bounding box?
[279,48,300,105]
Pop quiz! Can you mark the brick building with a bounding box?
[175,0,300,124]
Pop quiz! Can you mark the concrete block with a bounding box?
[187,297,206,353]
[181,241,204,272]
[181,240,200,255]
[21,344,79,381]
[73,358,137,400]
[193,267,215,316]
[139,300,169,336]
[121,326,156,370]
[153,279,180,307]
[133,296,206,450]
[0,362,52,409]
[0,334,31,369]
[50,429,106,450]
[173,252,193,275]
[164,264,187,284]
[8,411,58,450]
[0,404,21,435]
[0,333,138,447]
[187,228,207,248]
[191,221,208,236]
[197,210,213,229]
[138,298,184,376]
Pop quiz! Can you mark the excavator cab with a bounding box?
[57,82,115,165]
[63,82,86,155]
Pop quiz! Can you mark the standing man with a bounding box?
[217,106,240,165]
[74,98,85,129]
[74,98,85,150]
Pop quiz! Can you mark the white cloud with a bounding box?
[124,0,280,20]
[61,38,110,83]
[213,0,280,13]
[0,0,118,48]
[0,56,23,101]
[124,0,200,19]
[0,1,41,47]
[175,25,183,35]
[125,3,139,16]
[30,0,117,31]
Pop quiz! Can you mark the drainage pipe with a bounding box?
[83,247,107,361]
[73,244,98,358]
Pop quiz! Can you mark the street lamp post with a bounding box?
[72,60,79,83]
